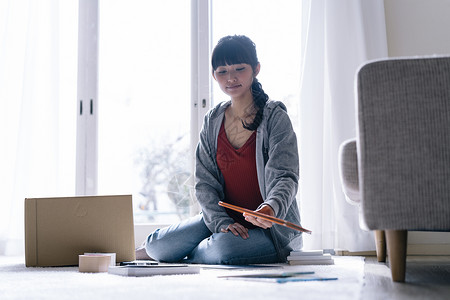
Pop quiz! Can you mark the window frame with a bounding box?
[76,0,99,196]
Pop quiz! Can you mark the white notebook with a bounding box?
[108,264,201,277]
[289,250,324,256]
[287,249,334,265]
[287,253,332,261]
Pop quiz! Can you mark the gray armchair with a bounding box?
[339,56,450,282]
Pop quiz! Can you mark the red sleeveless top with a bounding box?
[216,120,263,228]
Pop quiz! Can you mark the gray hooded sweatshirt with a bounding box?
[195,100,303,261]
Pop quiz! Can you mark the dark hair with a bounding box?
[211,35,269,130]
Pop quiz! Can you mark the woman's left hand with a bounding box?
[243,205,274,229]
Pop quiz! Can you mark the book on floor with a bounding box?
[218,271,338,283]
[287,250,334,265]
[288,259,335,265]
[108,264,200,277]
[289,250,324,256]
[287,253,332,261]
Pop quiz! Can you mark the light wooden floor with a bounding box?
[362,256,450,300]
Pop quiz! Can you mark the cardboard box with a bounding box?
[25,195,136,267]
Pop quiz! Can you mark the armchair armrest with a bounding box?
[338,138,360,205]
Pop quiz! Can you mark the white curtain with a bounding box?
[299,0,388,251]
[0,0,77,255]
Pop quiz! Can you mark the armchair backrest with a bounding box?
[357,56,450,230]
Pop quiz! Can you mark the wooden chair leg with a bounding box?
[374,230,386,262]
[385,230,408,282]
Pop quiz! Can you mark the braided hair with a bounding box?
[211,35,269,130]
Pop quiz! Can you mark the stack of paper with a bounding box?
[287,250,334,265]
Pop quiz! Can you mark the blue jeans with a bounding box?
[145,214,281,265]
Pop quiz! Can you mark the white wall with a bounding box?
[384,0,450,255]
[385,0,450,57]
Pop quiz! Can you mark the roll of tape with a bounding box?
[84,252,116,266]
[79,255,112,273]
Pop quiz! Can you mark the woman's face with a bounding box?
[213,63,260,99]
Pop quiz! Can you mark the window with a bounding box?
[97,0,192,223]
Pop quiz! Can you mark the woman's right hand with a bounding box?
[221,222,249,239]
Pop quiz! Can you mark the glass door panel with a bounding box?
[98,0,191,223]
